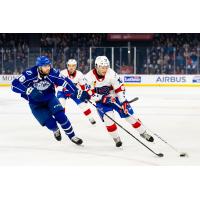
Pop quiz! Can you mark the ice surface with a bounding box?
[0,86,200,166]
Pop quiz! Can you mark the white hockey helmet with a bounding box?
[95,56,110,68]
[67,59,77,67]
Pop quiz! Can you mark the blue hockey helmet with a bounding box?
[36,56,51,67]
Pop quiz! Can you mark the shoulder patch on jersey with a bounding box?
[26,70,32,75]
[19,75,26,83]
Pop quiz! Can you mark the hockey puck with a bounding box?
[180,153,188,157]
[158,153,164,157]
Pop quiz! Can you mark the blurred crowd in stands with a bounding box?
[40,34,106,73]
[1,33,200,75]
[142,34,200,74]
[0,34,29,74]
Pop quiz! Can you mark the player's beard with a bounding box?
[38,67,50,77]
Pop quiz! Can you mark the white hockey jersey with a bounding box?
[60,69,85,89]
[84,68,126,103]
[56,69,85,94]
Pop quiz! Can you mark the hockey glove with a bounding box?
[101,95,116,104]
[77,90,91,102]
[26,87,44,101]
[122,101,129,114]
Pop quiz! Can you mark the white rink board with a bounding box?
[1,74,200,86]
[0,74,19,85]
[120,74,200,86]
[0,86,200,165]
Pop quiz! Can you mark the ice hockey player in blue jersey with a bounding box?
[11,56,83,145]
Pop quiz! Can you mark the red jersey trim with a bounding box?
[92,68,105,82]
[68,70,77,79]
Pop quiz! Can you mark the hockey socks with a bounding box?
[54,112,75,139]
[79,103,96,125]
[106,123,122,147]
[125,116,154,142]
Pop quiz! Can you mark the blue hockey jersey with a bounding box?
[11,66,78,104]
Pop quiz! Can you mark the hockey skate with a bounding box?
[140,131,154,142]
[54,129,62,141]
[89,118,96,125]
[113,137,122,147]
[71,136,83,145]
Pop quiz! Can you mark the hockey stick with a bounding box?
[128,97,139,103]
[150,132,188,157]
[113,102,188,157]
[88,100,164,157]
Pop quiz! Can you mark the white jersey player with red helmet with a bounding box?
[57,59,96,125]
[79,56,154,147]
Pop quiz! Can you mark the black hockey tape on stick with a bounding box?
[128,97,139,103]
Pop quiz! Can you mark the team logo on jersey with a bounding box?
[26,70,32,75]
[33,80,51,90]
[95,86,111,95]
[19,75,26,83]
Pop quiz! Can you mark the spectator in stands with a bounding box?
[1,33,200,75]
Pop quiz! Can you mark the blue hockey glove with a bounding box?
[26,87,44,101]
[101,95,116,104]
[77,90,91,102]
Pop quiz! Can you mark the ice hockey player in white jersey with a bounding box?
[78,56,154,147]
[57,59,96,125]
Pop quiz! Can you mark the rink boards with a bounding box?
[1,74,200,87]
